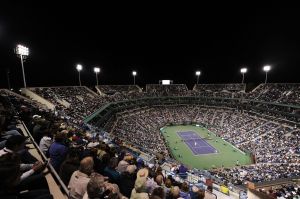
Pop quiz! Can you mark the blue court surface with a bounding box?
[177,131,217,155]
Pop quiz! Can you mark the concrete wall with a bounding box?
[21,88,55,110]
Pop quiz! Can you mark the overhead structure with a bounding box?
[15,44,29,88]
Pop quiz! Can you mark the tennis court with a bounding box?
[177,131,217,155]
[161,125,252,169]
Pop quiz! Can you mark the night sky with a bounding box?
[1,3,300,89]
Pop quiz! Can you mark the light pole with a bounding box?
[263,65,271,84]
[195,71,201,84]
[7,69,11,90]
[240,68,247,84]
[132,71,137,85]
[76,64,83,86]
[94,67,100,86]
[15,44,29,88]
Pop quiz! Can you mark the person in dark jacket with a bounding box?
[118,165,137,198]
[103,157,120,184]
[59,148,80,185]
[49,132,68,171]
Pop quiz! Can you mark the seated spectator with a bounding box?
[178,164,188,179]
[131,168,150,199]
[155,175,164,187]
[59,148,80,185]
[0,135,45,181]
[103,157,120,184]
[39,130,53,155]
[119,165,137,198]
[190,185,205,199]
[83,173,106,199]
[0,128,22,149]
[152,187,165,199]
[0,153,52,199]
[49,132,68,171]
[166,186,180,199]
[116,160,130,173]
[68,156,94,199]
[180,182,190,199]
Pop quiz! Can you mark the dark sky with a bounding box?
[0,3,300,89]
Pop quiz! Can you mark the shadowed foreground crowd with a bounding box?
[0,92,207,199]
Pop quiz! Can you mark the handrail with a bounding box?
[21,121,70,196]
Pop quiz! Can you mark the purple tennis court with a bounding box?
[177,131,217,155]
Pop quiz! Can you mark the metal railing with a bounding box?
[21,121,69,196]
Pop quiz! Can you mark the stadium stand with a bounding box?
[96,85,142,95]
[247,83,300,106]
[1,82,300,199]
[146,84,189,96]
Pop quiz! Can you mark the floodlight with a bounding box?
[76,64,83,86]
[15,44,29,88]
[94,67,100,73]
[195,70,201,84]
[16,44,29,56]
[263,65,271,72]
[132,71,137,85]
[240,67,247,83]
[94,67,100,86]
[240,68,247,74]
[263,65,271,83]
[76,64,83,71]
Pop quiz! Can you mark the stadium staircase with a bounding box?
[219,112,226,127]
[210,111,218,124]
[21,88,56,110]
[236,124,281,146]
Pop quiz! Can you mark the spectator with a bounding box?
[104,157,121,184]
[166,186,180,199]
[83,174,106,199]
[119,165,137,198]
[68,156,94,199]
[152,187,165,199]
[49,132,68,171]
[0,153,52,199]
[39,130,53,155]
[131,168,150,199]
[59,149,80,185]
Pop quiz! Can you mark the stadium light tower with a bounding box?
[76,64,83,86]
[240,68,247,84]
[132,71,137,85]
[15,44,29,88]
[94,67,100,86]
[195,71,201,84]
[263,65,271,84]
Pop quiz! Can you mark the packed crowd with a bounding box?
[1,91,210,199]
[259,183,300,199]
[1,83,300,197]
[192,84,246,99]
[211,163,300,186]
[97,85,141,95]
[28,84,299,127]
[146,84,189,97]
[110,105,300,165]
[31,87,108,121]
[238,126,300,163]
[247,83,300,106]
[193,84,245,92]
